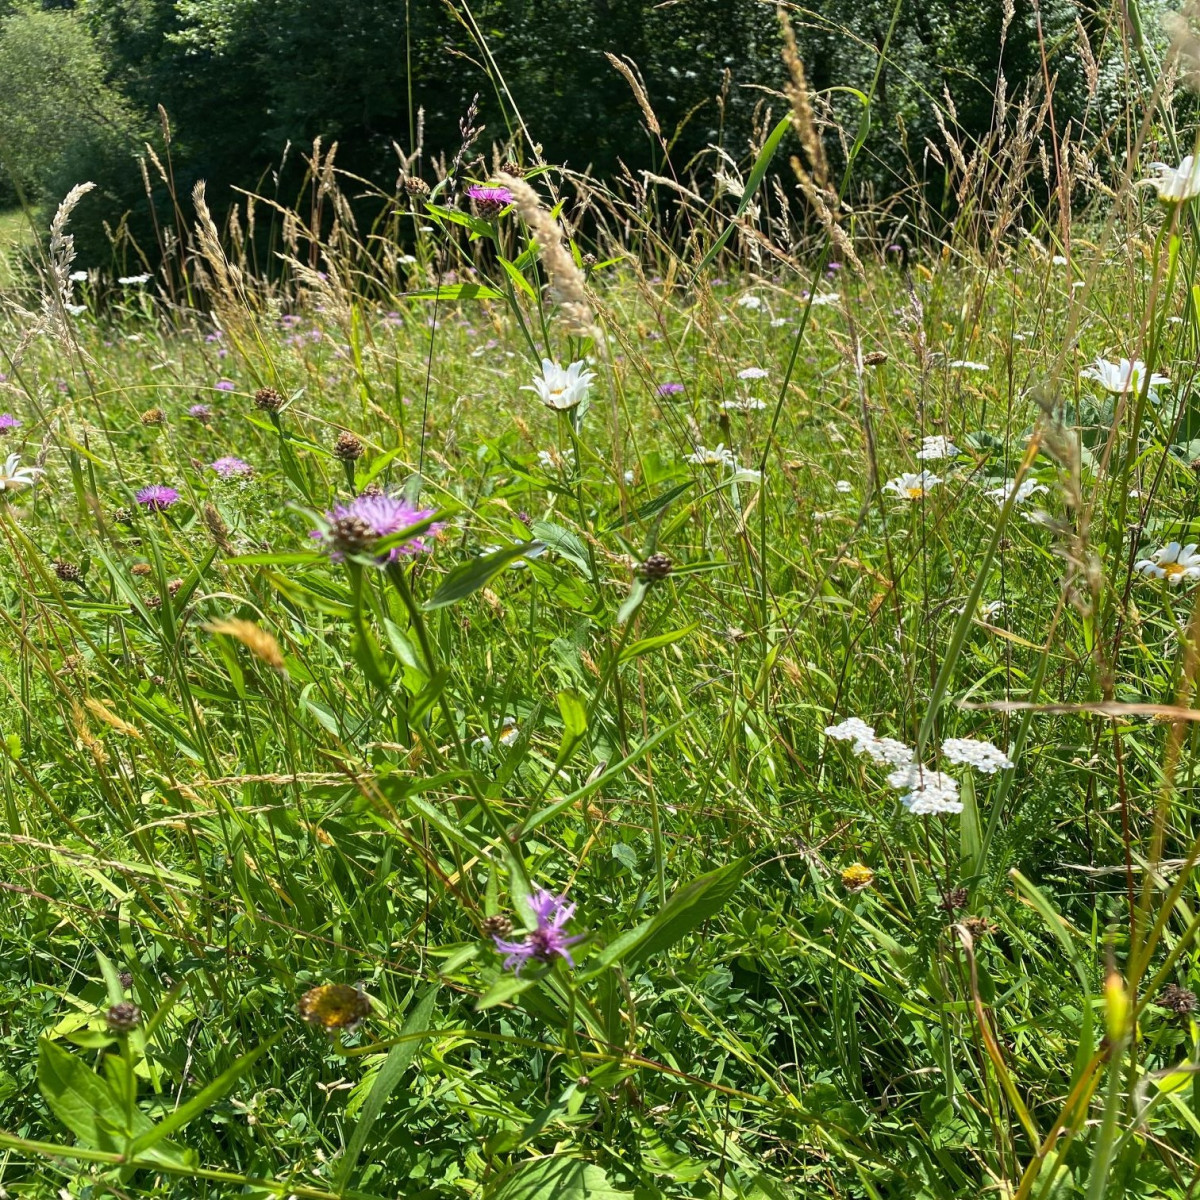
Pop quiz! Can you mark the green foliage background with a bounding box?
[0,0,1152,263]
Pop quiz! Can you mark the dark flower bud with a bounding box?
[329,515,376,557]
[481,914,513,939]
[638,552,673,581]
[862,351,888,366]
[254,387,284,412]
[1161,983,1198,1015]
[118,971,133,990]
[54,560,83,584]
[334,431,365,461]
[106,1002,141,1034]
[140,407,165,426]
[940,887,969,912]
[404,176,430,198]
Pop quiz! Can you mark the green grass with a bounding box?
[0,206,32,288]
[2,152,1200,1200]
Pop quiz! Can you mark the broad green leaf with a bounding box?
[486,1156,635,1199]
[38,1039,128,1148]
[530,520,593,580]
[586,859,747,975]
[475,973,535,1011]
[425,542,545,609]
[337,988,438,1189]
[615,578,649,626]
[555,690,588,767]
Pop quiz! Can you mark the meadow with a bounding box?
[4,36,1200,1199]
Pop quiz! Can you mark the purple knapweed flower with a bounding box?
[188,403,213,420]
[0,414,21,429]
[657,382,685,397]
[466,184,513,219]
[135,485,180,512]
[493,888,584,973]
[210,456,253,479]
[313,491,442,564]
[214,380,235,392]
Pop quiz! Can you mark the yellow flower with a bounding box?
[841,863,875,892]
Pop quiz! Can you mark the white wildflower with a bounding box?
[0,453,44,493]
[117,273,152,286]
[887,764,962,815]
[916,435,960,461]
[835,480,852,493]
[1135,542,1200,585]
[1143,155,1200,204]
[736,294,764,310]
[948,360,988,371]
[883,470,941,500]
[737,367,769,380]
[941,737,1014,774]
[809,292,840,307]
[985,477,1048,505]
[522,358,596,411]
[721,396,767,412]
[686,444,736,467]
[1080,356,1169,396]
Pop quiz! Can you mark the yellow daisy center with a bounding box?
[905,486,925,499]
[1163,561,1186,579]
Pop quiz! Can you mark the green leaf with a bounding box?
[405,283,504,301]
[486,1157,635,1199]
[618,622,698,662]
[555,690,588,767]
[424,542,545,609]
[128,1033,281,1156]
[336,988,438,1190]
[475,973,535,1011]
[498,254,538,299]
[38,1039,128,1149]
[959,771,981,879]
[692,115,790,278]
[615,578,649,626]
[586,859,747,975]
[530,521,593,580]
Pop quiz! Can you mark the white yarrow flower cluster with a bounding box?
[948,360,988,371]
[916,435,960,461]
[737,366,769,380]
[721,396,767,412]
[824,719,915,767]
[941,737,1014,774]
[887,765,962,815]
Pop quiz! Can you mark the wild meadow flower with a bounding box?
[824,717,878,753]
[117,273,151,286]
[466,184,513,219]
[523,359,596,411]
[188,403,213,421]
[808,292,840,307]
[915,435,960,460]
[883,470,940,500]
[135,485,180,512]
[313,492,440,563]
[835,480,852,493]
[721,396,767,412]
[0,414,22,430]
[736,294,764,310]
[737,366,768,380]
[1080,356,1169,396]
[493,887,583,973]
[685,444,736,467]
[657,382,684,397]
[1143,155,1200,204]
[985,477,1048,505]
[210,457,253,479]
[887,764,962,815]
[948,360,988,371]
[537,447,573,471]
[0,454,43,493]
[476,720,520,753]
[941,737,1014,774]
[824,718,913,766]
[1134,542,1200,585]
[215,379,236,393]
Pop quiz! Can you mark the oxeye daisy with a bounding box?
[1080,356,1169,396]
[685,444,736,468]
[522,359,596,411]
[492,887,584,973]
[883,470,940,500]
[135,485,180,512]
[1142,155,1200,204]
[985,477,1048,505]
[1134,542,1200,585]
[0,453,43,493]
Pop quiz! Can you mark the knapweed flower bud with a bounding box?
[481,914,514,939]
[638,552,673,581]
[334,431,364,461]
[403,176,430,198]
[841,863,875,892]
[940,887,969,912]
[106,1002,141,1034]
[862,351,888,366]
[328,515,377,558]
[1160,983,1198,1016]
[254,386,284,412]
[140,407,165,426]
[54,560,83,584]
